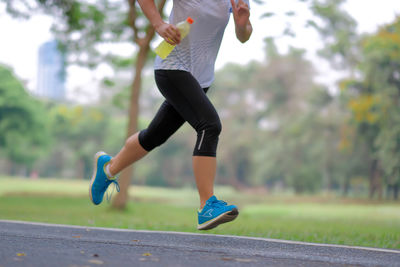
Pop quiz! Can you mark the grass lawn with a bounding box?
[0,176,399,250]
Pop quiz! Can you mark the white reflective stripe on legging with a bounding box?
[198,130,205,150]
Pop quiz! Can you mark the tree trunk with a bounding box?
[76,158,84,179]
[227,153,244,191]
[111,43,150,210]
[342,175,350,197]
[369,159,377,199]
[112,0,166,210]
[5,159,13,176]
[369,159,383,199]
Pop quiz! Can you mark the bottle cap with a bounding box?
[187,17,194,25]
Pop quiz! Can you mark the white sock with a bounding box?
[105,163,114,179]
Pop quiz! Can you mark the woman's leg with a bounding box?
[89,85,189,205]
[108,100,186,176]
[107,81,212,177]
[193,156,216,208]
[154,70,221,208]
[108,132,148,176]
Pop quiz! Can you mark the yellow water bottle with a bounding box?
[155,17,194,59]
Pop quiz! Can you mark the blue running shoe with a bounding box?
[89,151,120,205]
[197,195,239,230]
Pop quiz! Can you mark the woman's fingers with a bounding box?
[231,0,249,17]
[237,0,249,10]
[166,25,181,44]
[230,0,237,13]
[237,4,249,15]
[156,22,181,45]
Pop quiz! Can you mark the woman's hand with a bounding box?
[230,0,250,28]
[230,0,252,43]
[155,22,181,45]
[137,0,181,45]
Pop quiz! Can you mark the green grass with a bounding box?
[0,176,399,250]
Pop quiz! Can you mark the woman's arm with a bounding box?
[230,0,252,43]
[137,0,181,45]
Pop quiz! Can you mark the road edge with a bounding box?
[1,219,399,254]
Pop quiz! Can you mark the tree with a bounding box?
[6,0,380,198]
[342,17,400,199]
[212,40,341,193]
[2,0,167,209]
[0,64,50,173]
[250,45,326,193]
[46,104,110,178]
[309,0,359,70]
[259,0,359,70]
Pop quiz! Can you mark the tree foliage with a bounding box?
[2,0,400,200]
[209,41,350,193]
[342,17,400,197]
[0,64,50,167]
[2,0,167,209]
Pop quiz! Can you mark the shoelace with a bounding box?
[106,179,120,202]
[209,199,227,208]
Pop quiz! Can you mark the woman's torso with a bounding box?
[154,0,233,88]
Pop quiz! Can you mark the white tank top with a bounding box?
[154,0,249,88]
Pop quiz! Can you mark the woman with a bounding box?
[89,0,252,230]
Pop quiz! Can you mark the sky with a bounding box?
[0,0,399,102]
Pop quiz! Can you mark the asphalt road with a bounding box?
[0,220,399,267]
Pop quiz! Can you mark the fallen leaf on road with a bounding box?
[16,253,26,257]
[142,253,152,256]
[72,236,81,238]
[88,259,103,265]
[235,258,255,263]
[220,257,255,263]
[131,240,139,242]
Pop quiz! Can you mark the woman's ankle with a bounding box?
[106,160,116,178]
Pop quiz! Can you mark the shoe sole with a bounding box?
[89,151,107,205]
[197,208,239,230]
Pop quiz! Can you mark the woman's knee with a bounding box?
[138,129,168,152]
[205,120,222,138]
[193,119,221,157]
[198,117,222,137]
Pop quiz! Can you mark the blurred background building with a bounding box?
[36,40,66,100]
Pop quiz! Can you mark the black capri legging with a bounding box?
[138,70,221,157]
